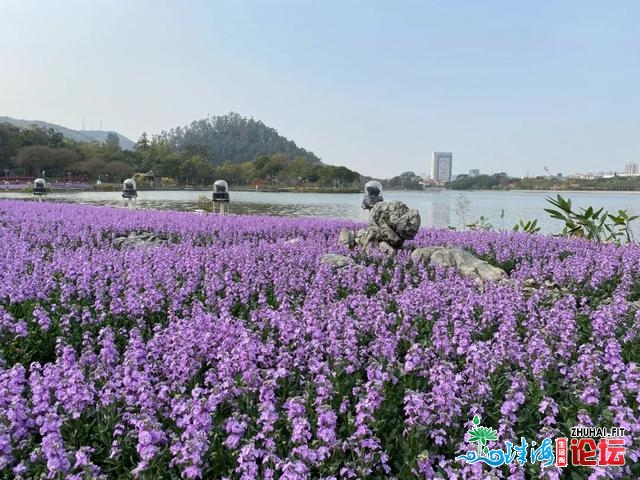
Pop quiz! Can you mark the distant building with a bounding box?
[469,169,480,177]
[431,152,453,184]
[570,171,615,179]
[624,162,639,175]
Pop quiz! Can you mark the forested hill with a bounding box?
[0,116,135,150]
[158,112,321,165]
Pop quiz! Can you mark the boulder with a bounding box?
[321,253,354,269]
[338,228,356,248]
[378,241,397,256]
[410,247,441,262]
[355,200,421,253]
[412,246,506,283]
[114,232,168,249]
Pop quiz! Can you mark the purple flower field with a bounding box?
[0,200,638,479]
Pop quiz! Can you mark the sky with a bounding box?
[1,0,638,179]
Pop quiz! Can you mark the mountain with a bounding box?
[1,113,319,163]
[78,130,136,150]
[0,116,135,150]
[159,112,321,165]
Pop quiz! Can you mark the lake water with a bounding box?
[2,189,640,235]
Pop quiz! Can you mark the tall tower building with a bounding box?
[624,162,639,175]
[431,152,453,183]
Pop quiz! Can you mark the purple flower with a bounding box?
[1,200,639,479]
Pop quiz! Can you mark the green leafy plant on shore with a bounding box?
[544,194,638,243]
[196,194,214,213]
[606,209,639,243]
[467,216,493,231]
[513,219,541,234]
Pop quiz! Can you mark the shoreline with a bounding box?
[0,186,362,195]
[449,188,640,194]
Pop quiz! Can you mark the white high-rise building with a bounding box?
[624,162,639,175]
[431,152,453,183]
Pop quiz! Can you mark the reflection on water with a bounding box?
[234,202,358,219]
[0,190,371,221]
[3,189,640,236]
[423,198,453,228]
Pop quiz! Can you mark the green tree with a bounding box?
[70,157,108,179]
[18,126,64,148]
[154,152,183,180]
[135,132,150,151]
[215,161,246,186]
[104,160,135,182]
[288,156,315,182]
[179,155,214,185]
[0,123,22,170]
[384,171,423,190]
[105,132,120,149]
[16,146,80,176]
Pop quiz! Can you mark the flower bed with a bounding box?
[0,200,638,479]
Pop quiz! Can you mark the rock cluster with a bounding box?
[411,246,506,283]
[340,200,421,254]
[331,200,507,285]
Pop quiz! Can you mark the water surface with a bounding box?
[3,189,640,235]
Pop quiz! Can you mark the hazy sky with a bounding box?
[1,0,638,178]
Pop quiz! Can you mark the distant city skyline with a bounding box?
[1,0,638,179]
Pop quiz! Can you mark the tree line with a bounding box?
[0,113,361,189]
[448,173,640,191]
[0,123,136,181]
[381,171,424,190]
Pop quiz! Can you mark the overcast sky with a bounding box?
[1,0,638,178]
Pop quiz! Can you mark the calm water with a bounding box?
[2,189,640,235]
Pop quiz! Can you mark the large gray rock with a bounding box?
[114,232,169,249]
[410,247,441,261]
[377,241,397,255]
[412,246,506,283]
[338,228,356,248]
[321,253,354,269]
[354,200,421,253]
